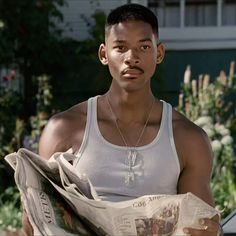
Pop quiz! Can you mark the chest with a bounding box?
[74,139,180,201]
[97,119,161,148]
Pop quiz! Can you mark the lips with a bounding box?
[122,67,144,77]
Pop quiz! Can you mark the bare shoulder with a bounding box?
[173,109,211,151]
[39,101,88,159]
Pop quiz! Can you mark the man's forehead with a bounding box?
[105,21,157,41]
[106,21,153,35]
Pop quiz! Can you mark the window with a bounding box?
[149,0,180,27]
[185,0,217,26]
[147,0,236,50]
[222,0,236,25]
[148,0,236,27]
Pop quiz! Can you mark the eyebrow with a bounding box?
[113,38,152,44]
[139,38,152,42]
[113,40,126,44]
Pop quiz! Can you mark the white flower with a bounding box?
[221,135,233,145]
[194,116,212,127]
[215,123,230,136]
[0,20,4,29]
[201,109,209,116]
[184,65,191,84]
[202,125,215,138]
[211,140,222,152]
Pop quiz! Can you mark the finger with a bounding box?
[211,214,220,222]
[199,217,220,232]
[183,227,209,236]
[200,214,220,224]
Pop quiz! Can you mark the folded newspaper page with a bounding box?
[5,148,219,236]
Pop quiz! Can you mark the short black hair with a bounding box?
[105,3,159,37]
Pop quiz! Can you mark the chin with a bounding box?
[120,83,147,93]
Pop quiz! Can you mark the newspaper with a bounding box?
[5,148,219,236]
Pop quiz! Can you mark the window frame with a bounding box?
[148,0,236,50]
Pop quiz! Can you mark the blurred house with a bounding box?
[57,0,236,103]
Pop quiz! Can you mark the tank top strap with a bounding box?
[157,100,168,140]
[75,96,96,158]
[166,101,180,171]
[91,95,99,125]
[166,101,174,141]
[158,100,173,136]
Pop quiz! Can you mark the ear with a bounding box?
[98,43,108,65]
[156,43,165,64]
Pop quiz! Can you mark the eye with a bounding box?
[141,45,151,50]
[114,45,126,52]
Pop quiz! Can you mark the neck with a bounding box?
[105,89,155,124]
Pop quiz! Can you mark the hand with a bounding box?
[183,215,222,236]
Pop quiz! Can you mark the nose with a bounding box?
[124,49,140,66]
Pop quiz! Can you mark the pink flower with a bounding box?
[2,76,9,82]
[1,69,16,82]
[9,70,16,80]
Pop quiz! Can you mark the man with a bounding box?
[24,3,221,236]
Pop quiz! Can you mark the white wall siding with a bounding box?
[149,0,236,50]
[130,0,147,5]
[58,0,128,41]
[160,26,236,50]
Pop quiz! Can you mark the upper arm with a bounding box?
[38,115,72,159]
[175,122,214,206]
[38,102,87,160]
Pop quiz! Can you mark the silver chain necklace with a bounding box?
[105,95,155,186]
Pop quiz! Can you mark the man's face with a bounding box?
[99,20,164,92]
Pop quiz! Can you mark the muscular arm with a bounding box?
[173,113,214,205]
[173,113,221,235]
[38,103,87,159]
[176,126,214,206]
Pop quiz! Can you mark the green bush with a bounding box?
[0,0,66,231]
[23,74,52,152]
[177,62,236,218]
[0,74,53,230]
[0,187,22,231]
[0,71,24,198]
[0,0,66,115]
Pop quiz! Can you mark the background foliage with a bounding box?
[0,0,65,230]
[0,0,66,115]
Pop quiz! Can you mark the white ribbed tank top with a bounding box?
[73,96,180,202]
